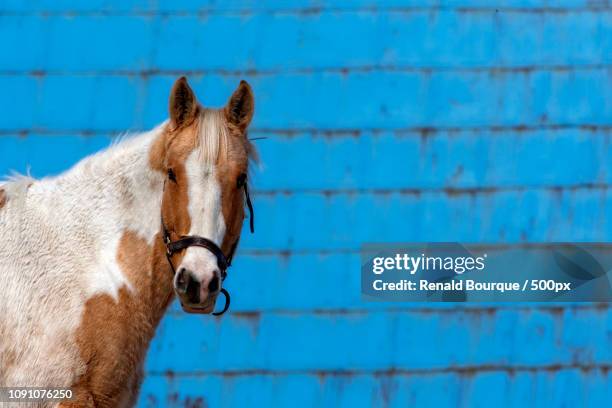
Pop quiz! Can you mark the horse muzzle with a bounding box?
[178,288,231,316]
[173,265,230,315]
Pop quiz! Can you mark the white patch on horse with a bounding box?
[88,238,134,299]
[177,112,228,286]
[0,174,34,203]
[179,153,227,284]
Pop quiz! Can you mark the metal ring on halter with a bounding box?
[212,288,231,316]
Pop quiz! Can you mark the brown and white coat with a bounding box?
[0,78,256,407]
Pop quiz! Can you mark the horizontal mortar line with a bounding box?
[148,363,612,378]
[1,178,610,198]
[251,184,612,197]
[220,248,362,258]
[1,124,611,137]
[0,64,609,77]
[255,124,612,135]
[228,244,612,258]
[239,242,612,255]
[167,303,612,318]
[239,248,361,255]
[0,6,610,17]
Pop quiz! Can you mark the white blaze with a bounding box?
[178,150,226,284]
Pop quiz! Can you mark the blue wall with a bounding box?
[1,1,611,406]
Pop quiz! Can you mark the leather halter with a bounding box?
[162,181,255,316]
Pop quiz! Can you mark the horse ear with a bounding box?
[225,80,254,133]
[169,77,198,129]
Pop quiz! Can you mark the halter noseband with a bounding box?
[162,182,255,316]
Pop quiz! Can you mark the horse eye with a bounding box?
[237,173,247,188]
[167,168,177,182]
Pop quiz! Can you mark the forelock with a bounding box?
[196,109,227,165]
[196,108,255,167]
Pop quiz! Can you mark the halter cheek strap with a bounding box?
[244,183,255,234]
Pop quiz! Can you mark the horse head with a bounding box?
[151,77,256,314]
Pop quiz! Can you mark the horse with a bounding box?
[0,77,257,407]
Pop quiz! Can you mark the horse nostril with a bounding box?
[208,273,220,293]
[185,273,200,304]
[176,268,200,303]
[175,268,188,294]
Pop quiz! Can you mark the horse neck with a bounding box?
[46,124,175,321]
[60,126,166,239]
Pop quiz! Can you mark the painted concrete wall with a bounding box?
[0,1,611,406]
